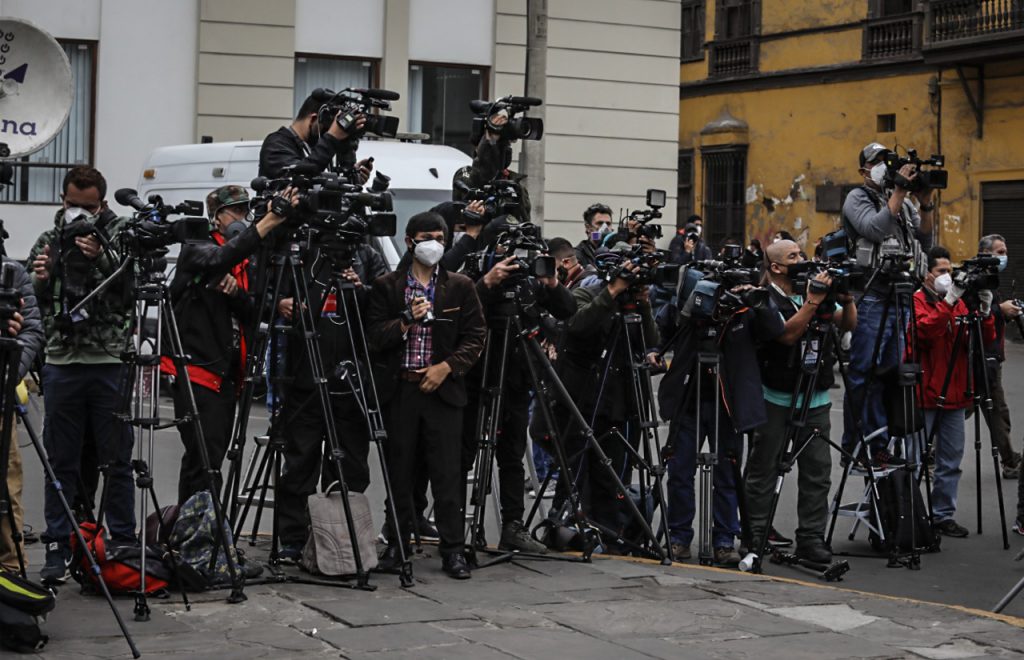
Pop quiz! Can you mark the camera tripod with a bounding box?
[828,272,930,570]
[467,292,596,567]
[222,235,401,589]
[922,300,1009,549]
[525,290,670,564]
[745,306,855,579]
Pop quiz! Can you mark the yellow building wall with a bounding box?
[758,28,862,73]
[760,0,866,34]
[680,64,1024,263]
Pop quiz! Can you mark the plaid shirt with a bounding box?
[401,269,437,370]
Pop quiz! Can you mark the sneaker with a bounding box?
[276,543,303,564]
[40,542,71,585]
[1012,518,1024,536]
[713,546,741,567]
[768,526,793,547]
[670,542,691,562]
[499,520,547,554]
[932,519,969,538]
[416,515,439,542]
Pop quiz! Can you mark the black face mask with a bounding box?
[557,266,569,282]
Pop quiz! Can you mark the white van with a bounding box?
[136,139,470,269]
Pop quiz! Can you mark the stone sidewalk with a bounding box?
[22,542,1024,659]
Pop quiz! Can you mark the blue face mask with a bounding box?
[998,254,1008,272]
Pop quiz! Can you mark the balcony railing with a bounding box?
[927,0,1024,44]
[863,14,922,59]
[709,37,758,77]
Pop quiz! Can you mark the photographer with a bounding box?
[670,220,713,266]
[548,237,590,290]
[28,166,136,585]
[915,246,995,538]
[0,258,45,573]
[161,185,292,505]
[366,212,485,579]
[553,256,658,546]
[460,225,576,553]
[656,271,784,564]
[976,234,1022,480]
[745,240,857,564]
[575,203,615,269]
[842,142,935,463]
[272,209,389,562]
[259,91,372,180]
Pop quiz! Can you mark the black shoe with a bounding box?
[40,541,71,585]
[795,540,833,564]
[768,526,793,547]
[442,552,471,580]
[276,543,303,564]
[416,515,439,542]
[376,544,409,574]
[933,519,969,538]
[499,520,547,554]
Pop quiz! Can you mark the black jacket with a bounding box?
[287,243,388,390]
[169,225,263,386]
[258,126,358,179]
[4,258,44,379]
[757,285,835,396]
[658,297,785,434]
[366,265,486,407]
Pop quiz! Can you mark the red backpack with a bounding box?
[69,522,170,594]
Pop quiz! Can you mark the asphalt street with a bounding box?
[13,341,1024,622]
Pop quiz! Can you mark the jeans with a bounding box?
[666,401,742,549]
[843,294,910,453]
[41,364,136,545]
[925,408,967,523]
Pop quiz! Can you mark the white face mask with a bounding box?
[933,272,952,295]
[412,239,444,267]
[694,225,702,236]
[63,206,90,224]
[998,254,1008,272]
[869,163,887,187]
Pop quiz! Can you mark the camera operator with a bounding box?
[656,272,784,565]
[548,237,591,290]
[366,212,485,579]
[552,256,658,546]
[916,246,995,538]
[575,203,615,269]
[976,234,1022,481]
[161,185,293,506]
[272,213,389,563]
[259,91,373,180]
[745,240,857,564]
[842,142,935,463]
[0,258,44,572]
[459,225,576,553]
[28,166,136,585]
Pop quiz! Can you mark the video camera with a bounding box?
[790,229,866,297]
[466,222,555,284]
[114,188,209,250]
[678,248,767,320]
[453,178,527,225]
[953,255,1000,295]
[616,189,666,242]
[311,86,401,140]
[250,169,397,241]
[596,245,679,290]
[469,95,544,144]
[882,148,947,193]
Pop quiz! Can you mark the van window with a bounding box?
[389,188,454,255]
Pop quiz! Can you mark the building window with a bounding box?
[293,54,376,117]
[701,145,747,248]
[709,0,760,77]
[681,1,706,62]
[878,0,913,16]
[408,63,486,155]
[863,0,921,59]
[0,41,94,204]
[677,150,695,227]
[876,113,896,132]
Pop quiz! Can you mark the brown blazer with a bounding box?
[366,264,486,407]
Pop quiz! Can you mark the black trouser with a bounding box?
[386,380,464,556]
[175,378,236,505]
[277,386,371,547]
[461,383,531,525]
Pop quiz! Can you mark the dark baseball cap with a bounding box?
[859,142,890,168]
[206,185,250,219]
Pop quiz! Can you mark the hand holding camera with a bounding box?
[482,256,520,289]
[401,295,434,329]
[7,310,22,337]
[609,261,641,298]
[75,234,103,260]
[979,289,994,316]
[32,244,51,282]
[806,271,833,306]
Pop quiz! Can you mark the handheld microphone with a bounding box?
[114,188,147,211]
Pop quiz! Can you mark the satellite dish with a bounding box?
[0,18,73,158]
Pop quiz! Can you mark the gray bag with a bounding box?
[301,484,378,576]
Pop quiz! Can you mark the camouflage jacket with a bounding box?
[28,208,132,365]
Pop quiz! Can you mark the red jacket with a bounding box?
[913,289,995,409]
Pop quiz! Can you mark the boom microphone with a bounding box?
[350,87,401,101]
[115,188,147,211]
[505,96,543,106]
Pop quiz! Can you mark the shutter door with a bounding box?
[982,181,1024,339]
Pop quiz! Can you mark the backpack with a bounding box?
[869,468,940,556]
[301,487,377,576]
[168,490,240,588]
[69,522,171,594]
[0,570,55,653]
